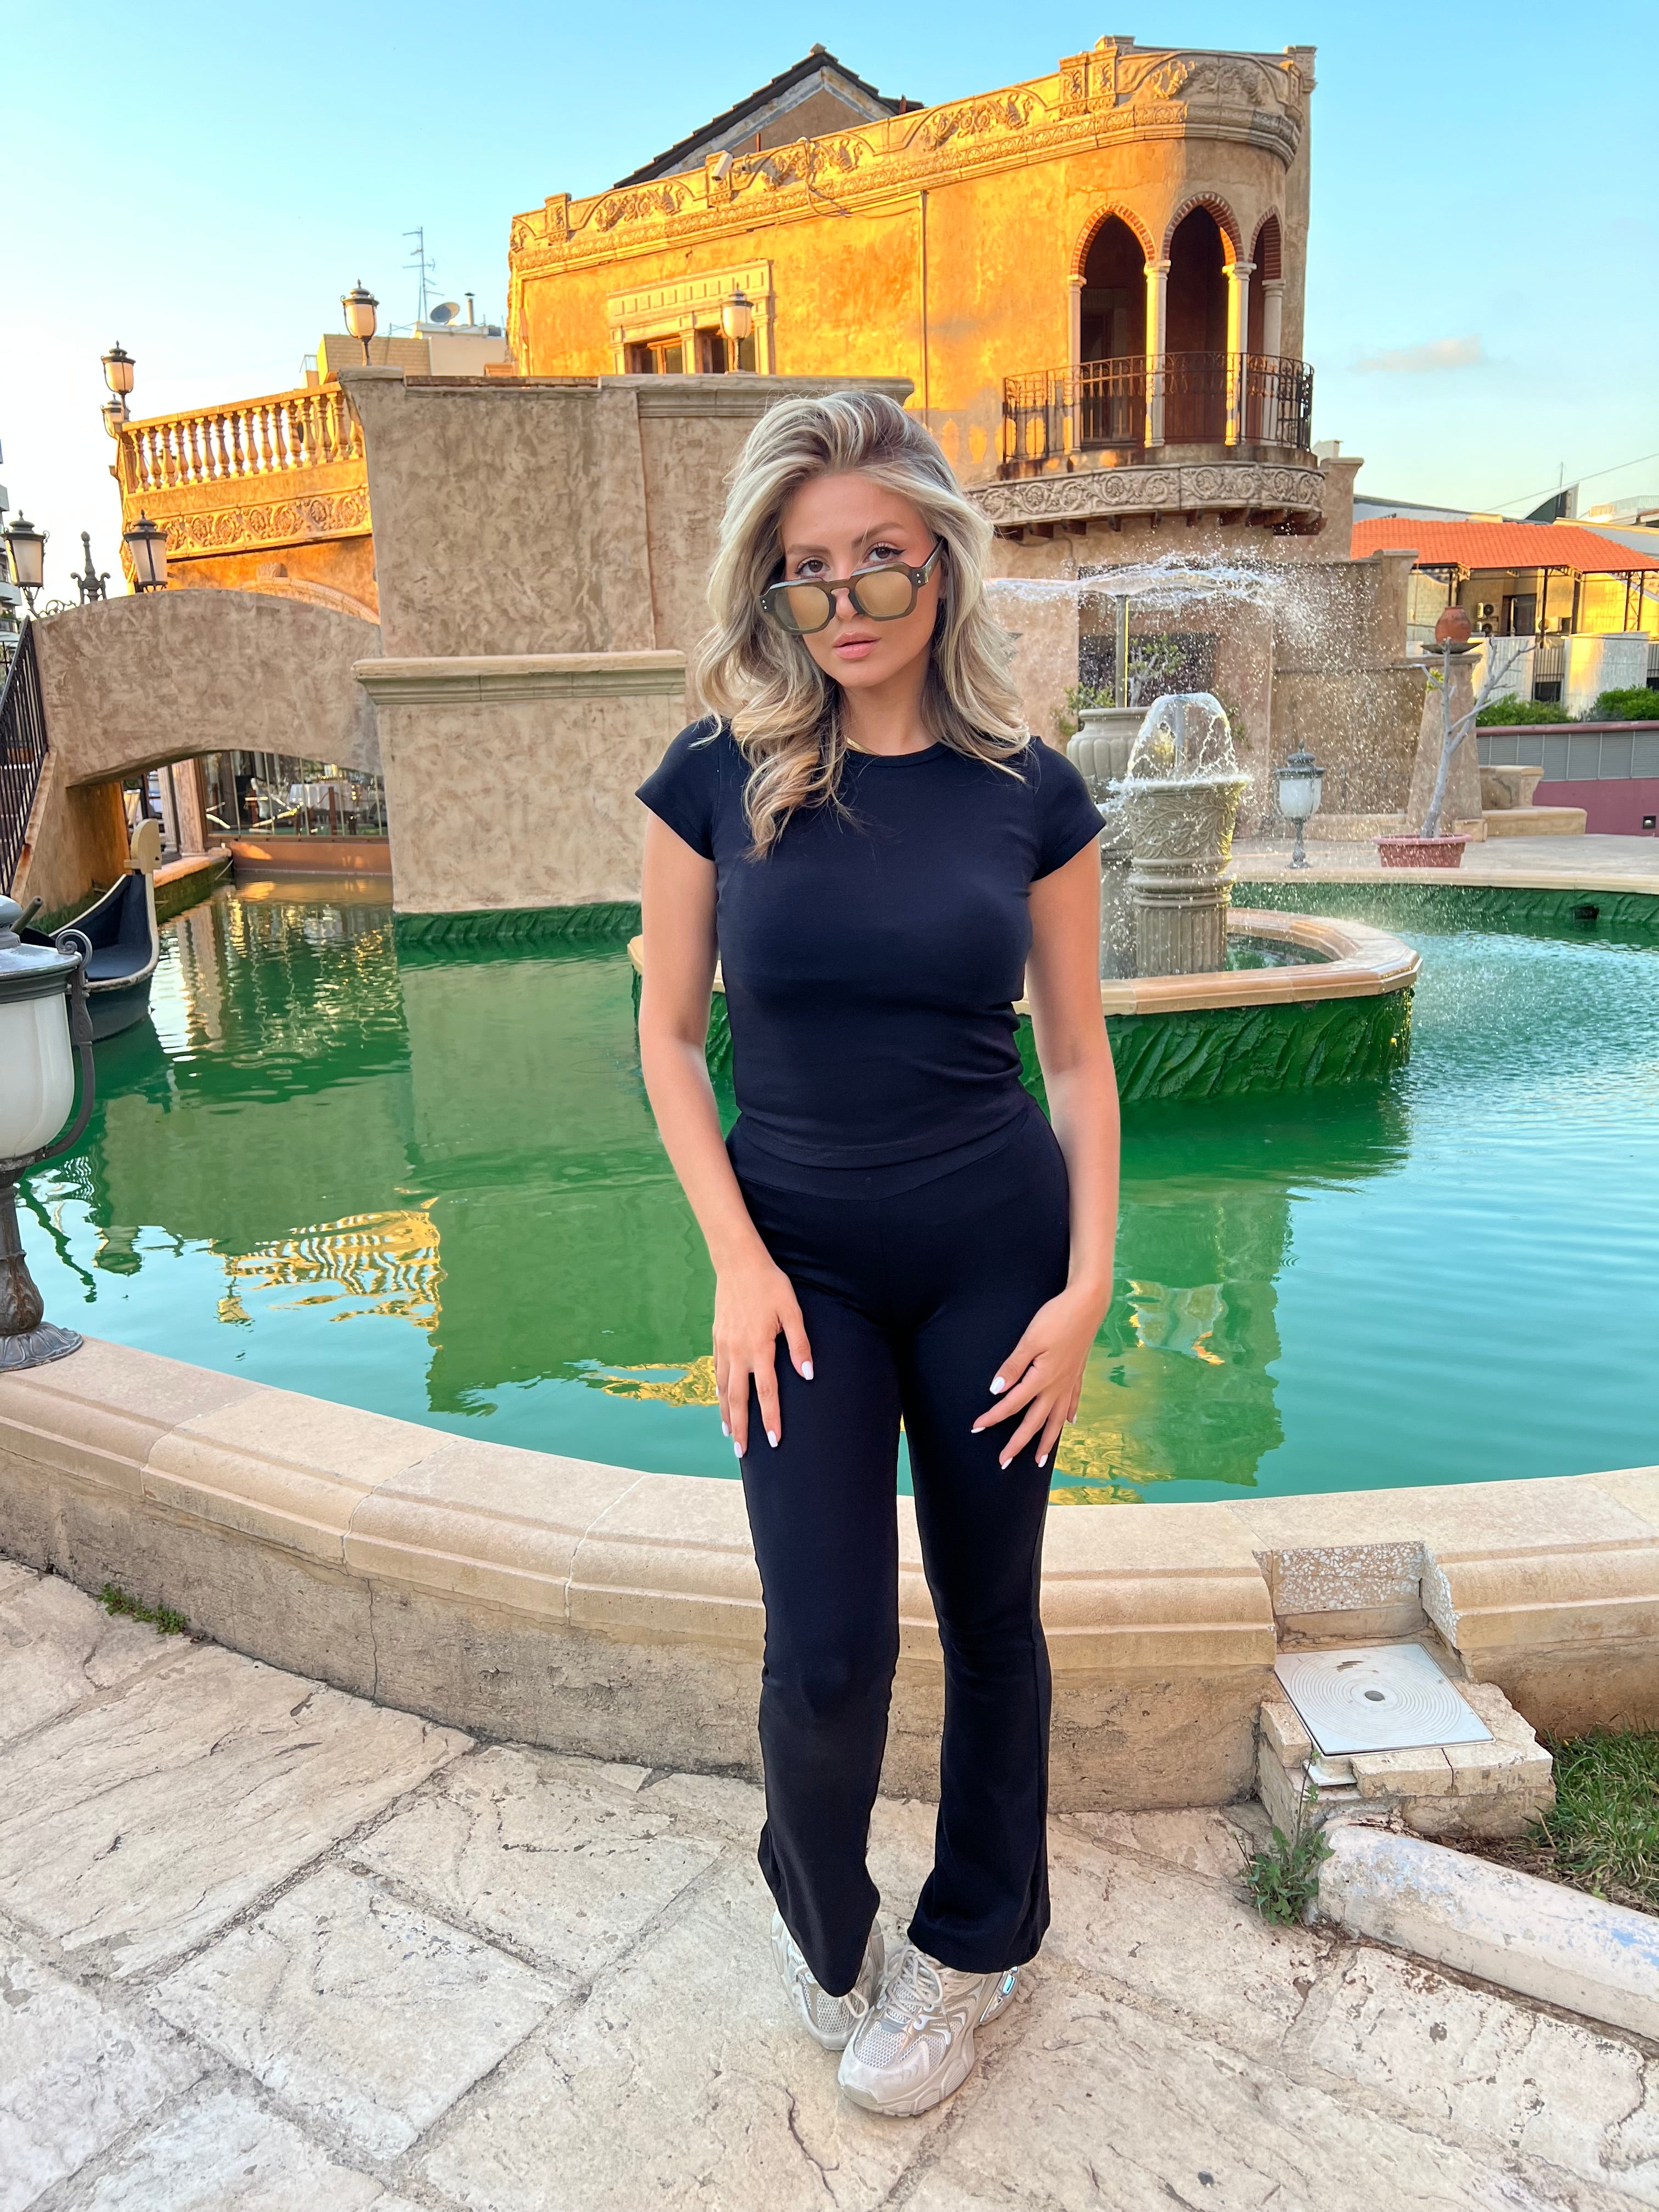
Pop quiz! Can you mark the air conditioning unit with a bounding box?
[1475,602,1496,619]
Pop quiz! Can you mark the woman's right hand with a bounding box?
[714,1249,813,1459]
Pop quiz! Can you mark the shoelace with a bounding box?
[878,1946,944,2030]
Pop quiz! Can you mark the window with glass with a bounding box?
[201,752,388,840]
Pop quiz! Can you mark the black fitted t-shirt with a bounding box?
[636,721,1103,1188]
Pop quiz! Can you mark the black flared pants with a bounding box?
[733,1105,1069,1997]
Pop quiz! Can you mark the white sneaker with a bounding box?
[772,1911,885,2051]
[837,1940,1019,2116]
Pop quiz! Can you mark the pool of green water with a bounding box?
[20,879,1659,1504]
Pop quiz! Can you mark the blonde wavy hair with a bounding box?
[691,390,1028,854]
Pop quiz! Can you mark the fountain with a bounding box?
[1120,692,1251,977]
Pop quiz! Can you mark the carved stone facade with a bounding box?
[973,462,1325,536]
[507,36,1318,495]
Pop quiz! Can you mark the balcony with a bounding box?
[1001,352,1314,476]
[114,386,370,572]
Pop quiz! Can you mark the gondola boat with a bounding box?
[21,819,163,1041]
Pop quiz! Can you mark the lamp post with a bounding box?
[1275,746,1325,870]
[102,397,129,439]
[3,515,46,612]
[74,533,109,605]
[720,286,753,368]
[342,282,379,365]
[101,342,135,400]
[0,902,96,1371]
[122,513,168,592]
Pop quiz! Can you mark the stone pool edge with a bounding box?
[3,1339,1655,1811]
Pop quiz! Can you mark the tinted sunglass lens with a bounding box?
[772,583,834,633]
[853,568,916,619]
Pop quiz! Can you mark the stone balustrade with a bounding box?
[114,387,371,570]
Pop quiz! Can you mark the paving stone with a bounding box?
[151,1863,563,2160]
[1288,1944,1659,2205]
[1059,1804,1260,1884]
[0,1568,178,1747]
[1040,1814,1333,2060]
[0,1645,467,1977]
[357,1745,724,1983]
[0,1937,200,2212]
[901,1974,1632,2212]
[51,2085,399,2210]
[417,1856,944,2212]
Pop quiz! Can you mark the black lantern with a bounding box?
[0,903,97,1370]
[3,515,46,610]
[123,512,168,592]
[342,282,379,365]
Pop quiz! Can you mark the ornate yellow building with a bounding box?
[506,37,1323,538]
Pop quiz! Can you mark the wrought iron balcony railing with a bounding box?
[1002,352,1314,473]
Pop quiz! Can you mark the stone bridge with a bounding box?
[19,590,380,919]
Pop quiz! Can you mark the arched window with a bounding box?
[1165,206,1229,440]
[1249,216,1282,357]
[1080,216,1146,364]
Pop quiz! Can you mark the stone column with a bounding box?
[1143,258,1170,448]
[1069,709,1139,977]
[1261,279,1284,360]
[1224,259,1254,447]
[1065,275,1084,454]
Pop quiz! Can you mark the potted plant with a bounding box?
[1378,612,1531,868]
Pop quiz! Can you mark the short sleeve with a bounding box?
[1030,740,1104,879]
[636,720,724,860]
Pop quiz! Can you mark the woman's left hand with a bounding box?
[972,1284,1109,1471]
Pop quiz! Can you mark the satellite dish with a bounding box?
[429,301,462,325]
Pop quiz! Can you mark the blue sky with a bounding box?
[5,2,1654,594]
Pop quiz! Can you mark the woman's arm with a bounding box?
[972,839,1120,1469]
[637,813,812,1459]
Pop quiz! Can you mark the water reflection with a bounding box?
[24,885,1658,1500]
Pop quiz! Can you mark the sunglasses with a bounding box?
[761,543,944,635]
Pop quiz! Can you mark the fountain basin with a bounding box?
[630,907,1420,1106]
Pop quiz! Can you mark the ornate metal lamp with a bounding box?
[101,397,129,438]
[122,513,168,592]
[720,286,753,365]
[101,341,136,398]
[1274,746,1325,870]
[342,282,379,365]
[73,532,109,604]
[3,515,46,611]
[0,902,96,1370]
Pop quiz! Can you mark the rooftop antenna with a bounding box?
[404,226,436,325]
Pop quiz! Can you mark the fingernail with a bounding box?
[802,1362,813,1380]
[721,1421,730,1437]
[1036,1453,1047,1469]
[732,1439,742,1459]
[767,1430,778,1449]
[1000,1454,1011,1470]
[990,1376,1006,1395]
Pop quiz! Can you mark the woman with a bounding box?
[635,391,1119,2118]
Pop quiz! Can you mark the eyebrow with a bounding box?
[782,522,916,558]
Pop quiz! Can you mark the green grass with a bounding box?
[1526,1729,1659,1913]
[99,1583,189,1637]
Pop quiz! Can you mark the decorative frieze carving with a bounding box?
[970,462,1324,529]
[158,486,370,556]
[508,43,1308,279]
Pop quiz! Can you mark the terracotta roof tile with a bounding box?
[1352,517,1659,573]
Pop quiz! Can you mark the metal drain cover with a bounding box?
[1274,1644,1492,1756]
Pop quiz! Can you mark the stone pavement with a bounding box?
[3,1563,1656,2212]
[1235,832,1659,888]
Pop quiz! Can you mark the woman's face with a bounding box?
[775,472,942,698]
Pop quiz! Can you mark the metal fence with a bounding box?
[1477,727,1659,780]
[0,624,48,894]
[1002,352,1314,468]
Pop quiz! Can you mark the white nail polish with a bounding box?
[767,1430,778,1449]
[721,1422,730,1437]
[802,1362,814,1380]
[732,1439,742,1459]
[990,1376,1006,1395]
[1037,1454,1047,1469]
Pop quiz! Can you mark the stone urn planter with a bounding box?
[1069,708,1139,979]
[1375,833,1470,869]
[1480,764,1546,812]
